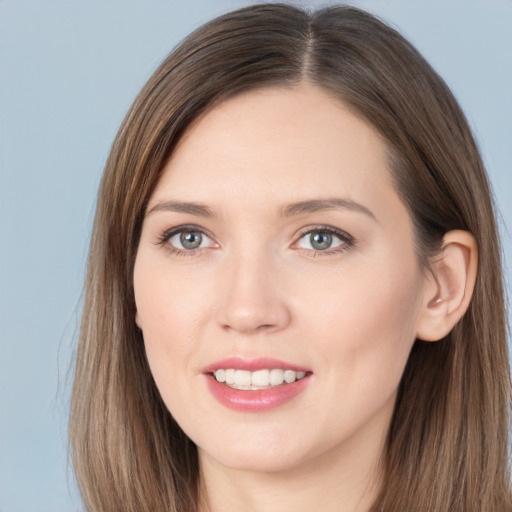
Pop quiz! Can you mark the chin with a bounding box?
[200,445,305,474]
[194,423,312,473]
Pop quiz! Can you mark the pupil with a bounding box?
[180,231,202,249]
[311,232,332,250]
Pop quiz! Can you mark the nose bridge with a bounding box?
[216,241,290,335]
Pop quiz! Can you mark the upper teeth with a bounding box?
[214,369,306,389]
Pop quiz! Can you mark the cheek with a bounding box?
[134,252,209,345]
[133,253,231,435]
[302,255,422,391]
[133,255,203,393]
[287,260,422,450]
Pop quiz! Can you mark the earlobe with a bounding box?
[416,230,478,342]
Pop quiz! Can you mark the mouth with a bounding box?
[203,357,312,411]
[211,368,308,390]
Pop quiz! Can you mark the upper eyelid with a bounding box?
[159,224,214,241]
[294,225,354,241]
[292,226,356,254]
[157,226,217,254]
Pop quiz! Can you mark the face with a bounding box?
[134,83,428,474]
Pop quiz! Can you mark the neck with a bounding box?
[197,424,386,512]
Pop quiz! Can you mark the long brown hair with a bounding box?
[69,4,511,511]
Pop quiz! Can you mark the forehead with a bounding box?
[152,83,395,214]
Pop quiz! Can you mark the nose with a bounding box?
[215,252,291,336]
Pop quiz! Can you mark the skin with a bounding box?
[133,83,471,512]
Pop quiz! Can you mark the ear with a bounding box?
[416,230,478,342]
[135,310,142,330]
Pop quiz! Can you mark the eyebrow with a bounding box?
[281,198,376,221]
[146,201,214,217]
[145,197,376,221]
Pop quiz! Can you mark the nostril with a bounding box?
[222,321,283,336]
[256,323,278,332]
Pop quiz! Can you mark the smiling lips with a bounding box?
[203,358,311,411]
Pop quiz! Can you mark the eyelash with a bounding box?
[156,224,355,257]
[294,225,355,257]
[156,224,215,257]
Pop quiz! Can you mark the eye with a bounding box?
[171,230,207,250]
[158,226,217,254]
[295,227,353,253]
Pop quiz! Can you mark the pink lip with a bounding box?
[202,357,312,412]
[202,357,310,374]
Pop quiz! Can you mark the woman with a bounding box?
[69,3,511,511]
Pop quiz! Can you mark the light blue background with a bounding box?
[0,1,511,511]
